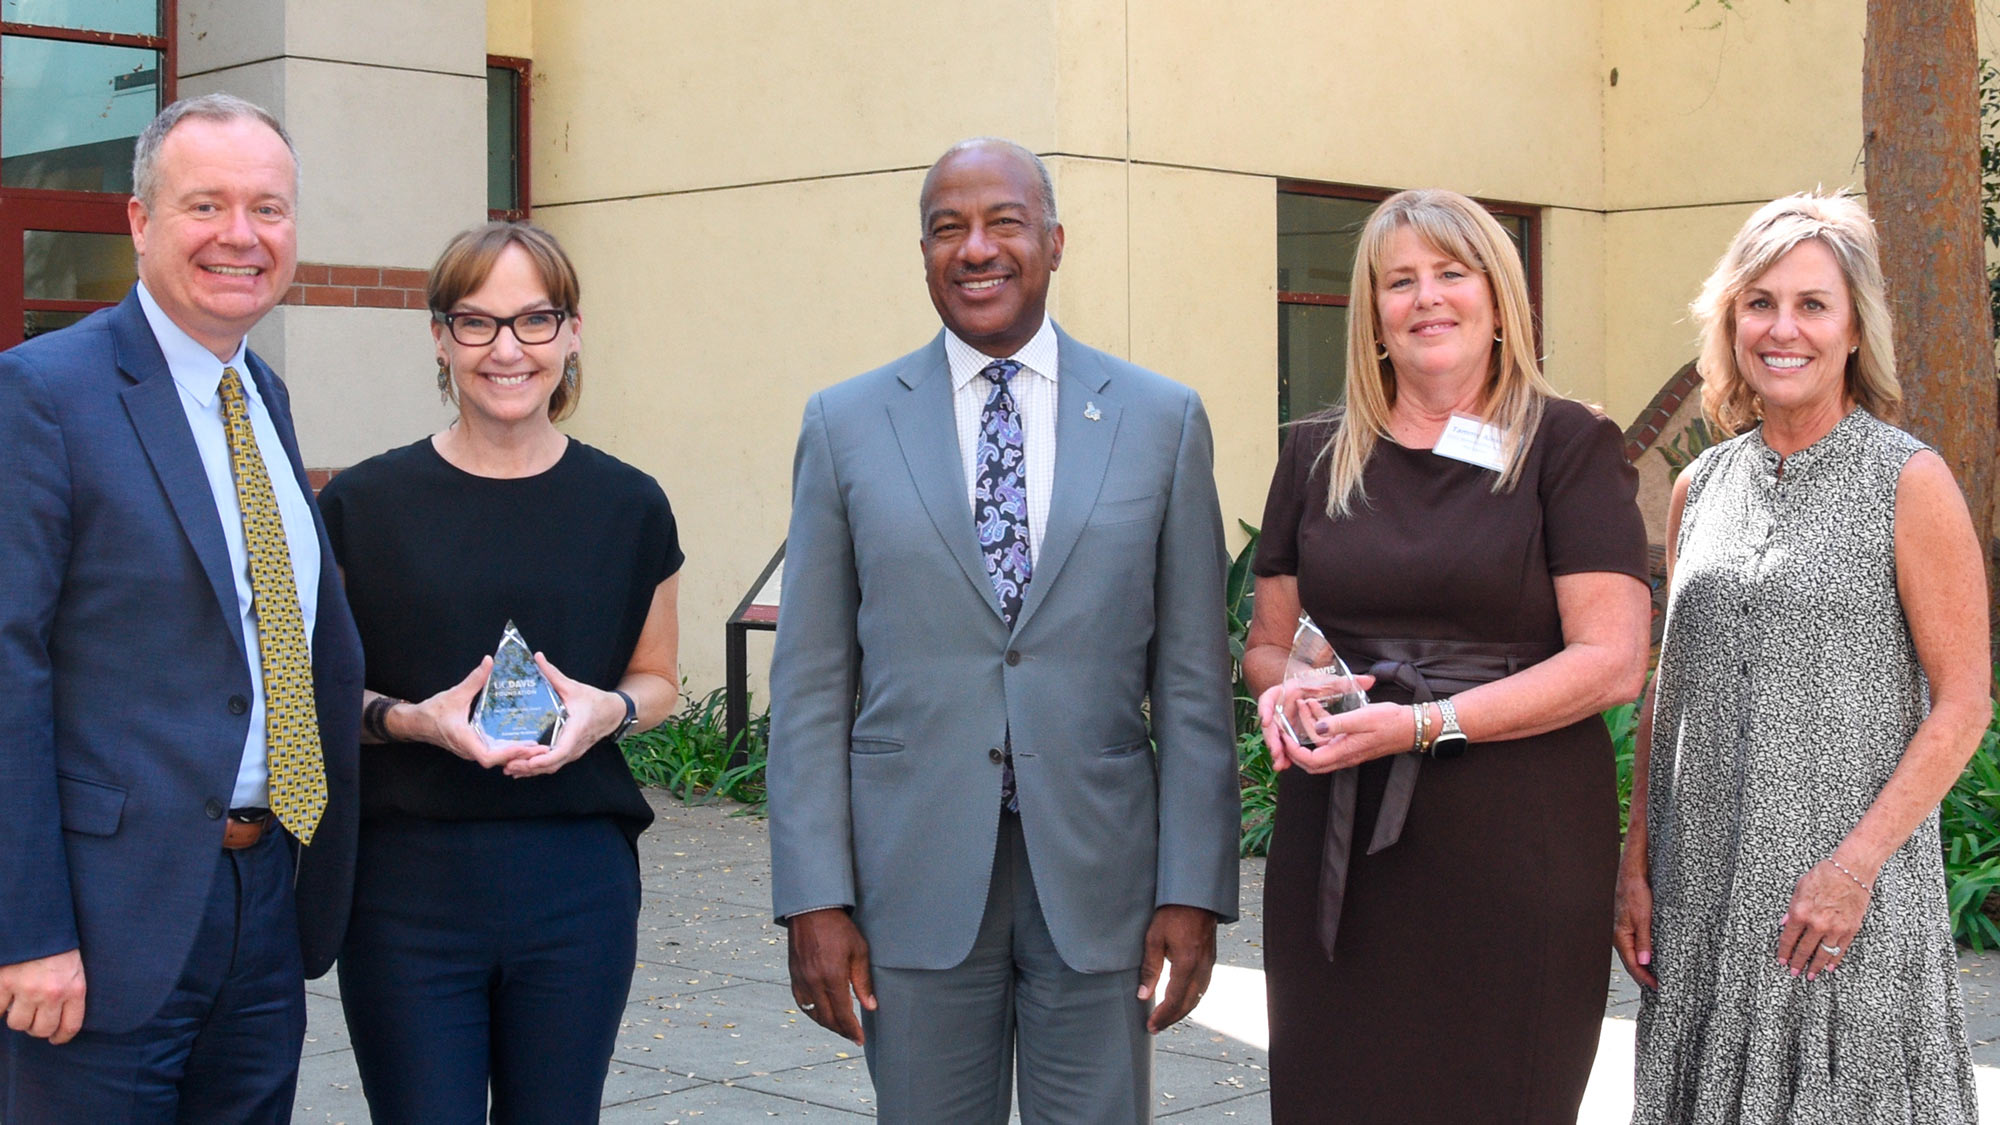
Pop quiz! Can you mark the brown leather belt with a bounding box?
[1314,636,1558,961]
[223,810,274,850]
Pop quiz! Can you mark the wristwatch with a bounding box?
[611,690,640,742]
[1427,698,1469,760]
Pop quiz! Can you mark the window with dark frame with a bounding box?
[1277,180,1539,427]
[0,0,175,347]
[487,54,529,221]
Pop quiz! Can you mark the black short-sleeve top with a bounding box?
[318,437,683,836]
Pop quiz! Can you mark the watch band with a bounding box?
[612,689,639,741]
[1427,697,1468,760]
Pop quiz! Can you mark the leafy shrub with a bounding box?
[1226,523,1281,857]
[621,682,769,813]
[1655,418,1717,478]
[1604,697,1639,835]
[1942,678,2000,947]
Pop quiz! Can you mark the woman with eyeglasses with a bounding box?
[316,221,682,1121]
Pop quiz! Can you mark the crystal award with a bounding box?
[472,620,567,746]
[1276,616,1370,748]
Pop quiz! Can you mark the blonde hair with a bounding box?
[1317,188,1553,517]
[1690,191,1899,437]
[428,221,584,422]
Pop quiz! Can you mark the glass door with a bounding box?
[0,0,170,346]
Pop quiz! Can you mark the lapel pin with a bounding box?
[1084,402,1102,421]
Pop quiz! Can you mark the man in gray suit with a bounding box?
[768,137,1239,1123]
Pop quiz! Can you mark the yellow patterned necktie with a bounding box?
[218,366,324,845]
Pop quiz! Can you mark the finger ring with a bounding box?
[1819,943,1842,956]
[800,1002,817,1011]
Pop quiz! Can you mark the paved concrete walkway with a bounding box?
[292,793,2000,1123]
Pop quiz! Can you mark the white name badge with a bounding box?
[1431,413,1509,472]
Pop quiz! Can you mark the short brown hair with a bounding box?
[428,221,583,421]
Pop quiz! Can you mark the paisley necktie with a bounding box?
[974,359,1031,813]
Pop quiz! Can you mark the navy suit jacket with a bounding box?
[0,288,363,1034]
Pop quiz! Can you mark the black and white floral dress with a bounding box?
[1635,408,1977,1124]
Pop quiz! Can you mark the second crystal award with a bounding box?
[1277,615,1369,748]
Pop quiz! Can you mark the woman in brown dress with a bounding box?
[1244,188,1651,1123]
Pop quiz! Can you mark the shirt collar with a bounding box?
[946,314,1059,391]
[135,281,251,408]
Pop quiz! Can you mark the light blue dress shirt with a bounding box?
[136,282,320,809]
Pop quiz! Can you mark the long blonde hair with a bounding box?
[1690,191,1899,437]
[1316,189,1553,517]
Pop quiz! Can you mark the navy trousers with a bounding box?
[337,815,640,1124]
[2,826,306,1124]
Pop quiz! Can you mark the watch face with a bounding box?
[1430,733,1469,760]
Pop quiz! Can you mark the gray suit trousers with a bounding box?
[861,813,1150,1125]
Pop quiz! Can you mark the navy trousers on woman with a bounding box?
[2,827,305,1124]
[337,815,640,1124]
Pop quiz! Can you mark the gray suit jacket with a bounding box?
[768,326,1238,973]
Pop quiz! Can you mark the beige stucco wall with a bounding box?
[487,0,532,58]
[1124,1,1608,210]
[513,0,1927,691]
[1598,1,1866,422]
[178,0,487,468]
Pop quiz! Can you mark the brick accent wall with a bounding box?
[1621,360,1701,464]
[282,263,430,311]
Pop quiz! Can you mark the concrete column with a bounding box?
[177,0,489,468]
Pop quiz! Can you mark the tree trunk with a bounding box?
[1863,0,2000,646]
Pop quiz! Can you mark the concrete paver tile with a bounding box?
[602,1081,874,1121]
[728,1057,878,1115]
[618,978,858,1082]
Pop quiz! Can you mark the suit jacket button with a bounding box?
[1005,650,1021,666]
[989,747,1004,763]
[204,799,224,819]
[228,694,248,715]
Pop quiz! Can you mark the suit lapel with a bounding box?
[112,292,246,663]
[884,334,1005,621]
[1014,327,1118,634]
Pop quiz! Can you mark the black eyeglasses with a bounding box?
[439,309,568,346]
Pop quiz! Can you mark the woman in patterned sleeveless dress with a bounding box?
[1618,192,1991,1123]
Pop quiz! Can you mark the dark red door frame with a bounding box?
[0,1,175,348]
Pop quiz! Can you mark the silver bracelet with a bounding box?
[1829,858,1873,895]
[1410,703,1428,753]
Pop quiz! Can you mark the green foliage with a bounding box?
[1227,523,1280,857]
[1604,697,1640,836]
[620,682,769,813]
[1942,678,2000,948]
[1656,418,1718,478]
[1239,724,1278,858]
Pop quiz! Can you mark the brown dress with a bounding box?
[1253,400,1648,1124]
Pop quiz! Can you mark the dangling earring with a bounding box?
[435,356,452,400]
[563,353,580,392]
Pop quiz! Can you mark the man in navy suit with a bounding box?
[0,94,362,1121]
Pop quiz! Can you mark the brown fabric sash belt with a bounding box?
[1315,636,1559,961]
